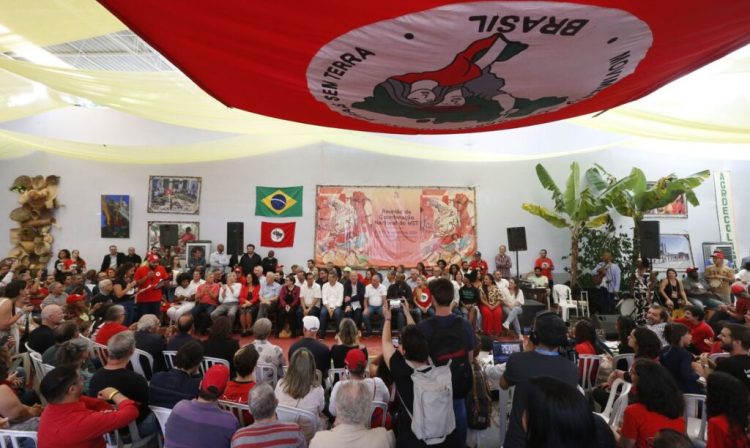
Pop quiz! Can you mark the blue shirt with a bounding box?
[165,400,239,448]
[594,262,621,293]
[260,281,281,300]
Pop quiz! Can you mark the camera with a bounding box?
[389,299,402,309]
[391,337,399,348]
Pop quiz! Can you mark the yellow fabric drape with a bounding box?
[0,70,67,122]
[0,128,636,164]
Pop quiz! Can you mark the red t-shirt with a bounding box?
[736,298,750,318]
[708,415,750,448]
[414,288,432,309]
[134,264,168,303]
[222,380,255,403]
[675,318,715,353]
[535,257,555,280]
[621,403,686,448]
[575,341,598,385]
[196,283,220,306]
[469,259,488,274]
[95,322,128,345]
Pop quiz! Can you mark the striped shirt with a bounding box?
[231,421,307,448]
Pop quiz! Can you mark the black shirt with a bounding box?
[716,354,750,392]
[261,257,278,274]
[289,337,331,377]
[458,285,480,306]
[89,367,150,422]
[202,337,239,373]
[343,280,365,306]
[167,333,197,351]
[239,253,262,276]
[27,325,55,354]
[149,369,201,408]
[124,254,142,266]
[113,277,135,303]
[387,282,412,301]
[330,345,368,369]
[134,331,167,378]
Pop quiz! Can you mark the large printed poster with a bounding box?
[315,186,477,268]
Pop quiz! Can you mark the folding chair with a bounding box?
[254,363,278,387]
[276,404,319,434]
[130,349,154,379]
[218,400,253,427]
[577,354,603,390]
[162,351,177,370]
[0,429,38,448]
[199,357,230,376]
[27,351,46,390]
[92,342,110,365]
[684,393,708,441]
[367,401,388,429]
[612,353,635,372]
[609,393,629,429]
[577,290,590,317]
[326,368,348,390]
[104,420,158,448]
[553,285,577,321]
[594,378,632,424]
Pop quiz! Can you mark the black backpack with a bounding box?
[427,316,472,398]
[466,362,492,429]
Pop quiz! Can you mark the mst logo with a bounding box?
[307,1,653,131]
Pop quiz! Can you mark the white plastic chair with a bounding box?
[553,285,577,321]
[367,400,388,428]
[255,363,278,387]
[28,351,46,388]
[162,351,177,370]
[612,353,635,371]
[218,400,252,427]
[577,290,590,317]
[199,356,230,376]
[594,378,632,424]
[577,355,603,390]
[104,420,158,448]
[0,429,38,448]
[708,352,730,364]
[276,404,319,434]
[42,364,55,375]
[130,349,154,379]
[609,392,629,429]
[148,405,171,435]
[684,393,708,441]
[93,342,110,365]
[326,368,348,390]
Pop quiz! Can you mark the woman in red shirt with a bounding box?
[573,319,602,387]
[238,272,260,336]
[618,359,686,448]
[412,276,434,320]
[706,372,750,448]
[222,345,259,403]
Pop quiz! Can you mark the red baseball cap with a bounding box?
[712,250,725,260]
[686,267,698,273]
[344,349,367,371]
[200,364,229,395]
[66,294,84,304]
[147,253,160,263]
[731,283,747,296]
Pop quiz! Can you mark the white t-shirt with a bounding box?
[364,284,387,307]
[219,283,241,304]
[174,283,198,300]
[300,282,322,307]
[321,282,344,308]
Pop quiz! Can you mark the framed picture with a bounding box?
[101,194,130,238]
[644,182,688,218]
[652,233,694,271]
[147,176,202,214]
[147,221,200,260]
[701,242,737,270]
[186,241,211,271]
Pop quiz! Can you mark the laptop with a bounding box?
[492,341,523,365]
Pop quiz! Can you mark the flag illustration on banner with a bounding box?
[256,186,302,217]
[261,222,296,248]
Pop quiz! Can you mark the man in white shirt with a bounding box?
[319,270,344,339]
[208,244,230,275]
[493,270,510,291]
[405,268,420,290]
[298,272,322,323]
[363,273,387,337]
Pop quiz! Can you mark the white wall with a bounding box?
[1,143,747,278]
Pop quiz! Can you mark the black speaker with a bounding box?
[507,227,527,252]
[639,220,660,259]
[159,224,178,247]
[227,222,244,256]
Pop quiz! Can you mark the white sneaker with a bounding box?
[502,322,510,330]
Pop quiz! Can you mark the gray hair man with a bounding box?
[230,384,306,448]
[27,304,64,353]
[134,314,167,376]
[309,381,395,447]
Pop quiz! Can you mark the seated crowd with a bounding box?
[0,243,747,448]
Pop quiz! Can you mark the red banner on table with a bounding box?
[99,0,750,134]
[260,222,296,248]
[315,186,476,268]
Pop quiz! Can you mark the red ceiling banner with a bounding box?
[98,0,750,134]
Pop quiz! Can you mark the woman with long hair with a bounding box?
[66,250,86,274]
[111,262,137,325]
[478,273,503,337]
[416,262,427,278]
[618,359,685,448]
[525,376,612,448]
[448,264,460,280]
[659,323,702,394]
[706,372,750,448]
[607,326,662,385]
[54,249,71,282]
[501,277,525,335]
[274,348,326,441]
[238,272,260,336]
[658,268,687,317]
[331,318,368,368]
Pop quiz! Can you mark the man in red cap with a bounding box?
[704,250,735,304]
[165,364,239,447]
[328,348,389,420]
[711,283,750,325]
[134,253,168,319]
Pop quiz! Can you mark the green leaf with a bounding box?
[563,162,580,216]
[535,164,563,210]
[584,212,611,229]
[521,203,570,228]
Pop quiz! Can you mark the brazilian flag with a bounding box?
[255,186,303,217]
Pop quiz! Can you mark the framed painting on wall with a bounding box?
[147,221,200,260]
[701,242,737,270]
[101,195,130,238]
[644,182,688,218]
[186,241,212,272]
[652,233,694,271]
[147,175,202,214]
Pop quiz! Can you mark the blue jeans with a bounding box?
[503,306,523,333]
[363,305,383,335]
[413,307,435,323]
[453,398,467,448]
[318,307,342,337]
